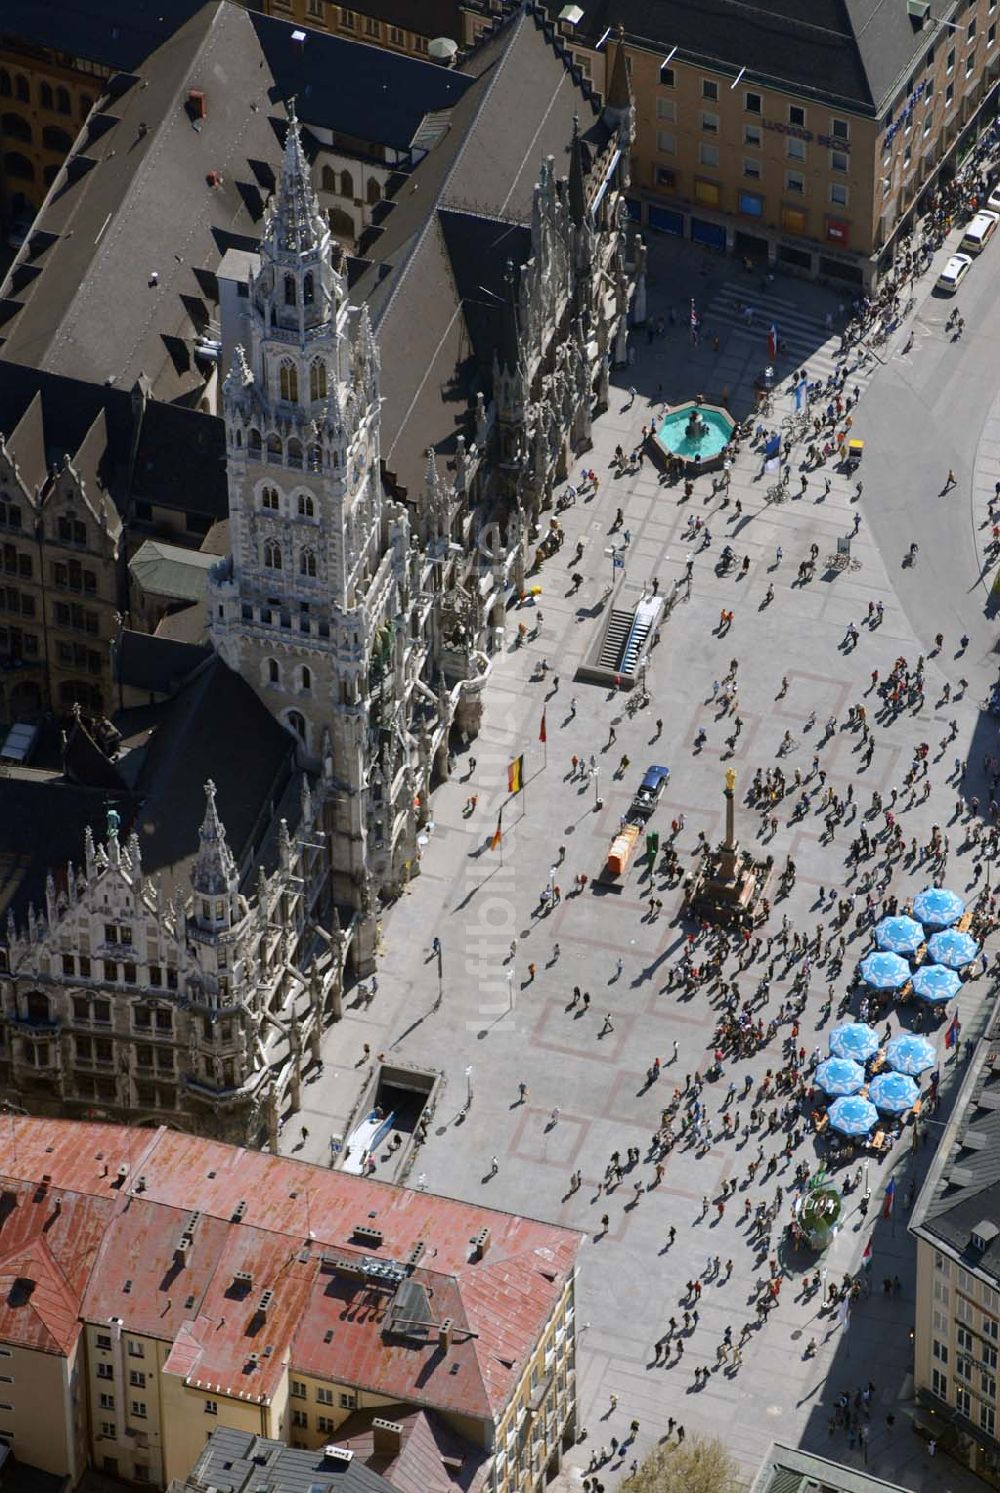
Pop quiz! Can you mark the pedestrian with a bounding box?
[489,1155,498,1176]
[944,469,956,491]
[600,1012,615,1036]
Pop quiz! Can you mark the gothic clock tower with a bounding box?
[209,112,417,966]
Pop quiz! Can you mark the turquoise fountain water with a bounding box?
[657,403,733,461]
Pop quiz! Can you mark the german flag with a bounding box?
[508,754,524,794]
[491,812,503,851]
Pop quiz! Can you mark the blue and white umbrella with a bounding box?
[927,929,979,970]
[913,887,965,928]
[869,1071,920,1114]
[912,964,961,1004]
[829,1022,880,1062]
[885,1032,936,1077]
[874,915,924,955]
[860,950,912,990]
[827,1094,879,1137]
[815,1056,866,1097]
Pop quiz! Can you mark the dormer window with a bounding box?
[284,274,297,307]
[973,1222,999,1253]
[304,273,314,306]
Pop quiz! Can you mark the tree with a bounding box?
[620,1436,742,1493]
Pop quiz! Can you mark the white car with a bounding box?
[936,252,973,293]
[987,187,1000,214]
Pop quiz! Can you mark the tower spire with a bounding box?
[191,779,237,897]
[265,104,328,258]
[604,25,633,128]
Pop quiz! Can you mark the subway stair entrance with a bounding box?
[577,583,665,689]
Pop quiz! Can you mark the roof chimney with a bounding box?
[438,1317,453,1352]
[372,1419,403,1457]
[471,1227,490,1261]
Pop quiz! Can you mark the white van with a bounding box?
[961,209,1000,254]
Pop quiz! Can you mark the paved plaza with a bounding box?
[288,229,1000,1492]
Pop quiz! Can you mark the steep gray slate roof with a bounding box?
[351,5,610,498]
[249,11,477,151]
[545,0,943,115]
[0,0,212,73]
[0,362,228,523]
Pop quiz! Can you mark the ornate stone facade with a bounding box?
[210,71,634,955]
[0,781,342,1146]
[209,120,432,970]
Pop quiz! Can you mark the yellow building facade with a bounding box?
[562,0,1000,290]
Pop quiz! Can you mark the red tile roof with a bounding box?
[0,1120,581,1423]
[0,1173,117,1356]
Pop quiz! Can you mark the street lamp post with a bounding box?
[434,940,443,1011]
[506,968,515,1013]
[465,1065,474,1110]
[593,764,603,810]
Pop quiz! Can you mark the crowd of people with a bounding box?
[515,241,1000,1480]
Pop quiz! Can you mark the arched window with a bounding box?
[303,272,314,306]
[264,541,282,570]
[300,666,312,693]
[266,433,282,461]
[262,486,279,511]
[322,165,336,191]
[267,658,280,684]
[300,548,317,577]
[287,438,303,469]
[297,493,315,518]
[340,169,353,198]
[14,76,28,104]
[79,94,93,118]
[367,177,381,206]
[248,428,262,456]
[43,163,59,186]
[0,72,10,98]
[308,445,322,472]
[2,113,32,143]
[287,710,306,741]
[39,82,53,110]
[284,273,296,307]
[4,151,34,181]
[42,125,72,153]
[309,359,327,401]
[56,87,71,116]
[279,360,298,402]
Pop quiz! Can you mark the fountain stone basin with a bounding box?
[653,399,736,473]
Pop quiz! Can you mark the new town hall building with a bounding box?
[0,1,635,1144]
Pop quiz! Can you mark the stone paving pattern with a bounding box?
[289,231,1000,1492]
